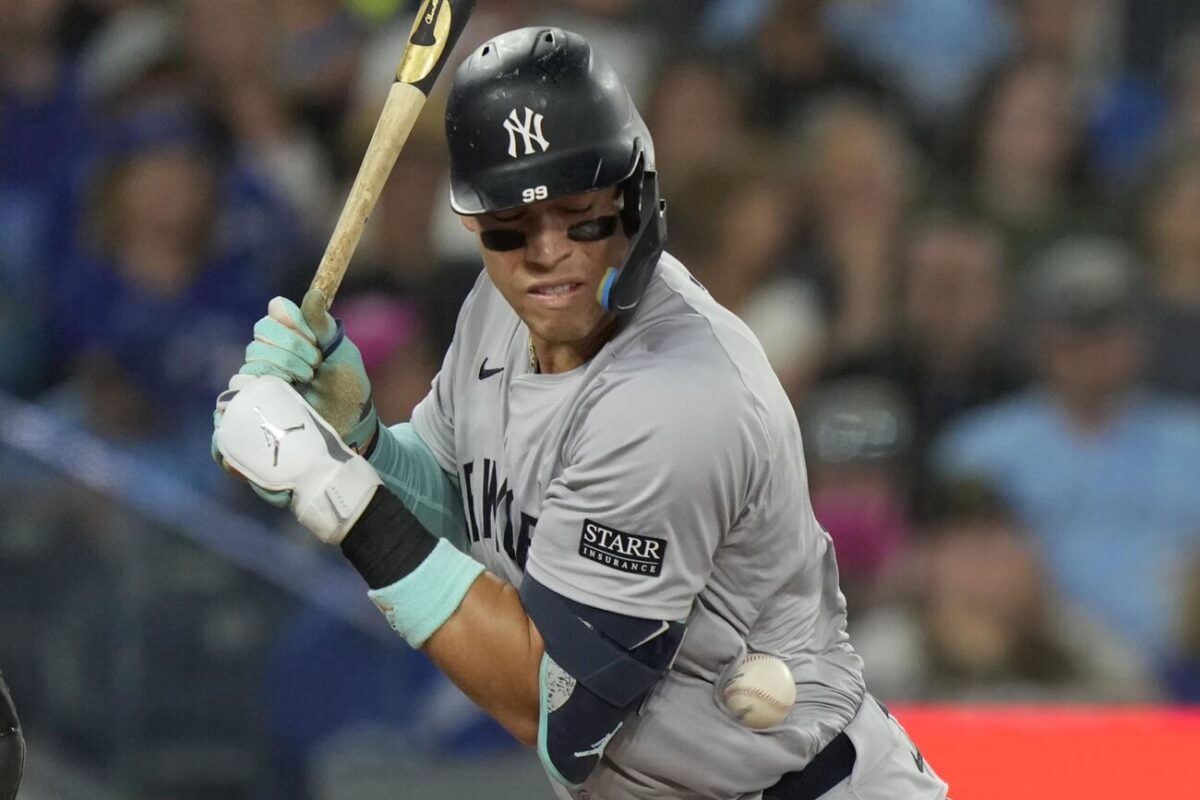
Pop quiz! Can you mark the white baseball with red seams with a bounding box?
[721,653,797,729]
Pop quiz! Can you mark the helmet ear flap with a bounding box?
[620,147,648,238]
[600,155,667,315]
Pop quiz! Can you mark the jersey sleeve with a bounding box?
[410,336,458,474]
[410,276,489,474]
[524,365,763,620]
[368,422,467,550]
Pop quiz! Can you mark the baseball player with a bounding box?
[213,27,947,800]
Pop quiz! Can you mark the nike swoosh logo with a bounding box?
[478,358,504,380]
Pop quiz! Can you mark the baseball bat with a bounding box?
[308,0,476,309]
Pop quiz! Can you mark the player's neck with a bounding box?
[530,318,619,374]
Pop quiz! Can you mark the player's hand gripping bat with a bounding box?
[308,0,476,312]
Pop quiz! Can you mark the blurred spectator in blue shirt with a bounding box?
[824,0,1014,126]
[0,0,96,396]
[933,235,1200,666]
[44,105,266,492]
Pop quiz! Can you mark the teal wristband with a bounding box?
[367,539,484,648]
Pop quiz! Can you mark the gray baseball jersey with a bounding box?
[410,253,866,799]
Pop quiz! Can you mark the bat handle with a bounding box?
[307,82,426,309]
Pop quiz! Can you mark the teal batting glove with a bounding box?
[299,288,379,453]
[238,289,378,453]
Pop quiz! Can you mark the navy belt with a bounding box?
[762,731,855,800]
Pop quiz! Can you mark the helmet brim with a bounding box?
[448,141,642,215]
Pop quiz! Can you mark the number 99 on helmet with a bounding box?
[445,26,667,314]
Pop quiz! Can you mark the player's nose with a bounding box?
[523,223,571,270]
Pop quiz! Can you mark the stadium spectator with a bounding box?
[178,0,333,266]
[950,56,1101,270]
[824,0,1013,127]
[724,0,891,132]
[833,208,1024,508]
[739,273,828,408]
[800,376,916,615]
[43,105,265,491]
[791,95,922,368]
[1006,0,1123,95]
[0,0,95,395]
[669,148,801,317]
[932,235,1200,666]
[853,476,1161,703]
[642,56,751,197]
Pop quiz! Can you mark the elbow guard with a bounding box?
[521,577,685,787]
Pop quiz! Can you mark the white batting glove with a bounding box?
[215,375,382,544]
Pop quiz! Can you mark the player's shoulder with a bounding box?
[585,255,788,435]
[617,253,773,381]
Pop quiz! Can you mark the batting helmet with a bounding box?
[446,26,667,314]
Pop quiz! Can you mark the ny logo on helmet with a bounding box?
[504,107,550,158]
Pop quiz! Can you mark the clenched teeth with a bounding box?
[534,283,576,296]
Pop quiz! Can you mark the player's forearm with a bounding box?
[423,573,544,746]
[339,488,543,746]
[368,422,468,547]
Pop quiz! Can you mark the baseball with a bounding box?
[721,653,797,729]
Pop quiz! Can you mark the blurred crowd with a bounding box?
[4,0,1200,797]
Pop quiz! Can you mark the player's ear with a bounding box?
[460,214,481,233]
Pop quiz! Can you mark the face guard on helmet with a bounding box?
[445,27,667,315]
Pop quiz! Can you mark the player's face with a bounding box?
[462,189,628,369]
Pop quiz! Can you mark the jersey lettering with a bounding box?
[461,460,480,542]
[461,457,538,571]
[481,457,511,542]
[516,512,537,571]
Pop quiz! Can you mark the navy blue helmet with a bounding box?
[446,27,667,314]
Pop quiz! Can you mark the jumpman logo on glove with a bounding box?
[255,407,306,466]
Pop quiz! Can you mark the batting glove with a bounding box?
[215,375,382,543]
[239,288,379,452]
[213,377,292,507]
